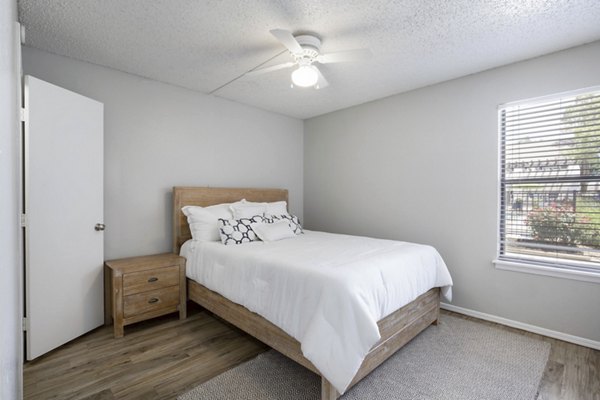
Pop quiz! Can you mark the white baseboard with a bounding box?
[440,303,600,351]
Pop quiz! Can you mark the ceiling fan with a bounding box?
[246,29,372,89]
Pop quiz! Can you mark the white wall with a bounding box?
[304,41,600,343]
[0,0,22,399]
[23,46,304,259]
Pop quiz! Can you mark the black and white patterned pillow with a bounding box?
[265,214,303,235]
[218,216,264,245]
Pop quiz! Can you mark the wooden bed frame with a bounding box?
[172,186,440,400]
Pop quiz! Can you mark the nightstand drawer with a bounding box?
[123,286,180,318]
[123,265,179,295]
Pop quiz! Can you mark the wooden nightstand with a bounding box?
[104,253,186,338]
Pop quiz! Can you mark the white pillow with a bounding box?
[182,203,232,242]
[251,220,296,242]
[265,214,303,235]
[230,201,266,219]
[241,199,288,215]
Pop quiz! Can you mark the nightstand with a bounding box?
[104,253,186,338]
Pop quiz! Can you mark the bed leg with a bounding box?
[432,306,440,325]
[321,377,340,400]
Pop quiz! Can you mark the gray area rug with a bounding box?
[179,314,550,400]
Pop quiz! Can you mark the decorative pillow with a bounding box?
[265,214,303,235]
[218,216,265,245]
[230,201,267,219]
[251,220,296,242]
[182,203,233,242]
[242,199,288,216]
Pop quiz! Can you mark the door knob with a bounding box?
[95,223,105,231]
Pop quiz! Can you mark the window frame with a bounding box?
[494,86,600,283]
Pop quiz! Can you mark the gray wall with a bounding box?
[304,41,600,342]
[23,46,304,259]
[0,0,22,398]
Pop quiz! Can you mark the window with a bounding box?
[498,88,600,276]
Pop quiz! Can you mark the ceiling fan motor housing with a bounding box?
[294,34,321,63]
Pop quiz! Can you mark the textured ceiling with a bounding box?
[18,0,600,119]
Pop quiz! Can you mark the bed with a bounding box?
[172,186,451,400]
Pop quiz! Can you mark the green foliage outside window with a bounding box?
[526,202,600,248]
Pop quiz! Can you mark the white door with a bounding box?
[24,75,104,360]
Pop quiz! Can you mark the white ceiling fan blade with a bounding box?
[316,49,372,64]
[246,62,296,76]
[315,68,329,89]
[270,29,303,54]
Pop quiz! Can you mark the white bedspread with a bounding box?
[181,230,452,393]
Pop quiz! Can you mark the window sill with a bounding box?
[493,259,600,284]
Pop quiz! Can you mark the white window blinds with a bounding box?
[499,89,600,272]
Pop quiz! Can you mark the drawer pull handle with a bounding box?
[148,277,158,283]
[148,297,159,304]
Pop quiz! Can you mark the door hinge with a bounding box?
[22,317,28,331]
[20,214,27,227]
[20,107,27,122]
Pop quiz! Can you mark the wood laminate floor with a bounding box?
[24,306,600,400]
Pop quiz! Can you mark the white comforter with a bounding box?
[181,230,452,393]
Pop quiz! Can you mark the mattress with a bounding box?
[180,230,453,393]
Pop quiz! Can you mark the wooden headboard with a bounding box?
[172,186,289,253]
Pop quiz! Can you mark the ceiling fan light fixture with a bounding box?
[291,65,319,88]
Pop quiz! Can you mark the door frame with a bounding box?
[16,21,25,400]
